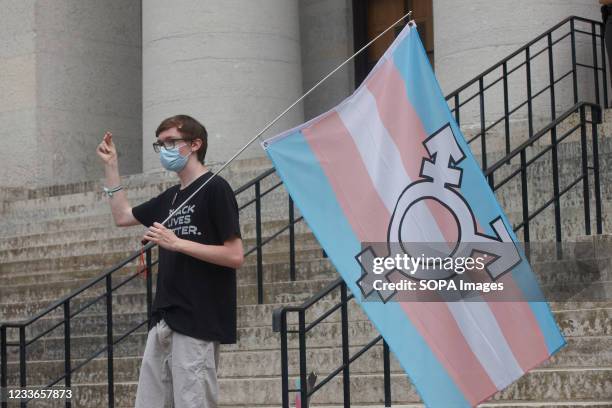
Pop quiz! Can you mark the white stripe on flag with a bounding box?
[447,301,525,389]
[336,86,445,243]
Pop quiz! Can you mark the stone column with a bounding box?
[1,1,38,189]
[142,0,304,171]
[434,0,601,141]
[0,0,142,188]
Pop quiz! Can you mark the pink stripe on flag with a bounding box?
[365,59,429,180]
[399,301,498,406]
[469,270,550,371]
[302,112,389,242]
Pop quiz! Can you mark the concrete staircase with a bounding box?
[1,112,612,407]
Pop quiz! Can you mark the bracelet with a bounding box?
[103,185,123,198]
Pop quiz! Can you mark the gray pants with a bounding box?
[134,320,220,408]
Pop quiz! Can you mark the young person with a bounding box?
[96,115,243,408]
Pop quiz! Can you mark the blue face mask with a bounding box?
[160,144,191,172]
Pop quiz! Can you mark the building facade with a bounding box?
[0,0,600,188]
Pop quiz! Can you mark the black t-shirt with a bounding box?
[132,172,241,344]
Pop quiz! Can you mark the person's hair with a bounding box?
[156,115,208,163]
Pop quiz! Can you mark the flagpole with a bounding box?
[148,10,414,244]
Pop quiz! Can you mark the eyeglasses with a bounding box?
[152,139,187,153]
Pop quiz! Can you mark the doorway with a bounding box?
[353,0,434,87]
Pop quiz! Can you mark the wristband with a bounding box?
[103,185,123,198]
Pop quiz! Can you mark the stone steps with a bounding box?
[2,250,610,323]
[2,303,608,354]
[6,368,611,407]
[0,186,291,229]
[3,298,330,337]
[476,131,612,167]
[0,278,335,321]
[4,330,610,389]
[4,320,385,360]
[0,218,312,251]
[1,228,607,279]
[0,230,318,263]
[2,162,607,236]
[0,245,324,276]
[0,290,261,322]
[0,173,287,226]
[1,265,605,315]
[1,187,607,263]
[2,250,607,299]
[0,252,605,299]
[2,137,609,238]
[502,202,612,241]
[2,282,611,335]
[2,278,610,324]
[494,179,612,215]
[0,256,335,288]
[3,303,610,359]
[3,132,605,217]
[0,213,118,239]
[0,157,273,202]
[468,111,610,160]
[4,184,606,251]
[4,284,609,339]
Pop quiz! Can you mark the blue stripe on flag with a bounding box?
[265,131,470,407]
[392,27,565,354]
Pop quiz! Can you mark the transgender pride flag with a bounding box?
[262,24,565,407]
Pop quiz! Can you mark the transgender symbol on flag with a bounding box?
[355,123,522,302]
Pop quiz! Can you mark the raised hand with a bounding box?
[97,131,118,165]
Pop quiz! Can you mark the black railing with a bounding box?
[485,102,603,241]
[0,165,304,407]
[274,100,604,408]
[446,16,608,171]
[274,14,608,406]
[1,246,156,408]
[235,168,304,304]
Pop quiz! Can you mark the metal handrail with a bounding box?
[2,249,147,329]
[485,102,601,176]
[446,16,604,99]
[445,16,607,171]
